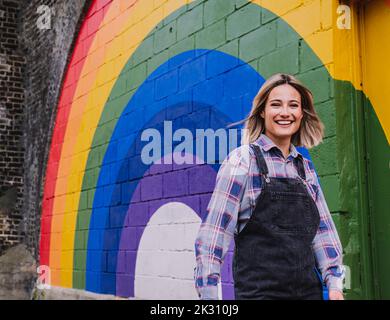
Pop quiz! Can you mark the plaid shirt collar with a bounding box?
[254,133,302,160]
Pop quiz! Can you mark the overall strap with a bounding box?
[251,142,306,181]
[293,156,306,181]
[250,144,269,177]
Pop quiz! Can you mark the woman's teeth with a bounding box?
[275,120,293,125]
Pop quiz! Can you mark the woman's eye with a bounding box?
[290,104,299,108]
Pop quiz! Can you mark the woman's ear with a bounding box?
[260,110,264,118]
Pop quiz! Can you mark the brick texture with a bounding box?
[0,0,26,253]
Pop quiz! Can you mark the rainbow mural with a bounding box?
[39,0,389,299]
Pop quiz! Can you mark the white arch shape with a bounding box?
[134,202,222,299]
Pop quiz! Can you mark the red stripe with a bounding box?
[39,0,112,266]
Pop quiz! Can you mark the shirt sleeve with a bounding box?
[194,145,251,300]
[309,163,346,293]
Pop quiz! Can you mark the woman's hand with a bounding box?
[328,290,344,300]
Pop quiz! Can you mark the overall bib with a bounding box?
[233,144,322,300]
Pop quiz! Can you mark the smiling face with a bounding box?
[260,84,304,144]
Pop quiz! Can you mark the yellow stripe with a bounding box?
[358,0,390,142]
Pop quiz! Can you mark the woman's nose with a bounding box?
[279,105,289,116]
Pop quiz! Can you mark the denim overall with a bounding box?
[233,144,323,300]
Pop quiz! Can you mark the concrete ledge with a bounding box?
[33,286,136,300]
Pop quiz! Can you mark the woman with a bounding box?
[194,73,345,300]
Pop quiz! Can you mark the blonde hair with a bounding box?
[231,73,324,148]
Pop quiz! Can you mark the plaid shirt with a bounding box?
[194,133,345,300]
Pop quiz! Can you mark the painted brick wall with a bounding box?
[36,0,354,300]
[1,0,383,300]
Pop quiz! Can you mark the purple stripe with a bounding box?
[116,153,234,298]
